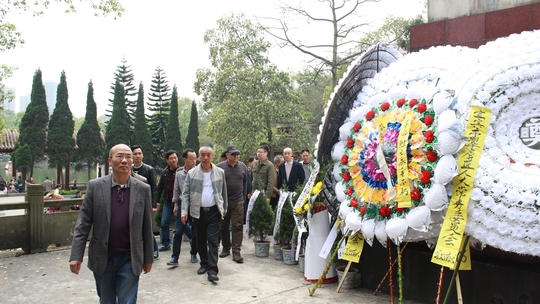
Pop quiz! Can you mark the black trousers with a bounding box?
[193,205,221,275]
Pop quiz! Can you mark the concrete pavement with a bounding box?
[0,240,423,304]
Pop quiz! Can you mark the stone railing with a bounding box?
[0,184,82,253]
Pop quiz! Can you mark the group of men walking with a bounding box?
[68,143,312,303]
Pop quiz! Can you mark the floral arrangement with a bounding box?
[316,30,540,256]
[294,160,333,222]
[341,97,439,220]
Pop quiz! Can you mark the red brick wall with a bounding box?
[410,3,540,52]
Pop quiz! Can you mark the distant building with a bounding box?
[19,94,30,112]
[44,80,58,115]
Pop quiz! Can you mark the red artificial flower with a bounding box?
[420,170,431,184]
[350,198,359,208]
[417,103,427,113]
[411,189,421,201]
[395,206,405,212]
[346,138,354,149]
[366,110,376,121]
[360,205,366,215]
[424,130,434,143]
[347,187,353,196]
[396,98,406,108]
[353,122,362,132]
[424,115,434,126]
[379,205,391,217]
[409,99,418,107]
[342,171,351,182]
[426,151,438,162]
[341,155,349,165]
[381,102,390,111]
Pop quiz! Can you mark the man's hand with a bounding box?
[247,193,251,199]
[266,198,270,204]
[223,212,227,219]
[173,203,178,216]
[143,263,152,274]
[181,214,188,225]
[69,260,82,274]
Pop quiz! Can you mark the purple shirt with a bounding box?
[108,186,131,254]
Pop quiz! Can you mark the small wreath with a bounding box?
[341,97,440,221]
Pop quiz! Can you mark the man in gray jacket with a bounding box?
[69,144,153,303]
[181,146,227,282]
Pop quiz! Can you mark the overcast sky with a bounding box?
[3,0,425,118]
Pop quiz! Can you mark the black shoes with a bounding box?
[219,250,230,258]
[190,254,198,263]
[167,257,178,266]
[207,273,219,282]
[233,252,244,263]
[197,266,207,275]
[158,245,171,252]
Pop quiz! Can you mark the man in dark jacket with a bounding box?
[132,145,159,259]
[156,150,179,252]
[277,147,305,193]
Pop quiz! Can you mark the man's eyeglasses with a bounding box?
[113,154,132,161]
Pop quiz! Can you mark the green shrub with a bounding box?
[279,197,296,248]
[249,191,274,242]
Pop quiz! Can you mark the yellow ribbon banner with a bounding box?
[342,231,365,263]
[431,106,491,268]
[396,115,413,208]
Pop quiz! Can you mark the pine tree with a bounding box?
[75,80,105,180]
[147,66,170,168]
[47,71,75,169]
[105,81,131,163]
[14,69,49,176]
[131,82,156,166]
[106,57,137,127]
[185,100,200,153]
[164,85,183,164]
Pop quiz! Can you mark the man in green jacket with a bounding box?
[249,144,275,204]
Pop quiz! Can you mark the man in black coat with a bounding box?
[277,147,305,193]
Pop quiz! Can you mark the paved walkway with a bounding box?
[0,240,423,304]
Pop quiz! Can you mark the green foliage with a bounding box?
[15,69,49,175]
[184,100,200,152]
[194,13,311,156]
[104,81,130,161]
[164,85,183,163]
[279,198,296,247]
[60,189,86,196]
[131,82,156,166]
[75,81,105,180]
[0,110,23,130]
[359,14,426,53]
[47,71,75,168]
[147,66,170,169]
[13,143,32,172]
[249,192,275,242]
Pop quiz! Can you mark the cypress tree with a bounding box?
[131,82,156,166]
[14,68,49,176]
[147,66,170,168]
[12,144,32,173]
[185,100,200,152]
[75,80,105,180]
[105,81,131,163]
[47,71,75,169]
[164,85,183,164]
